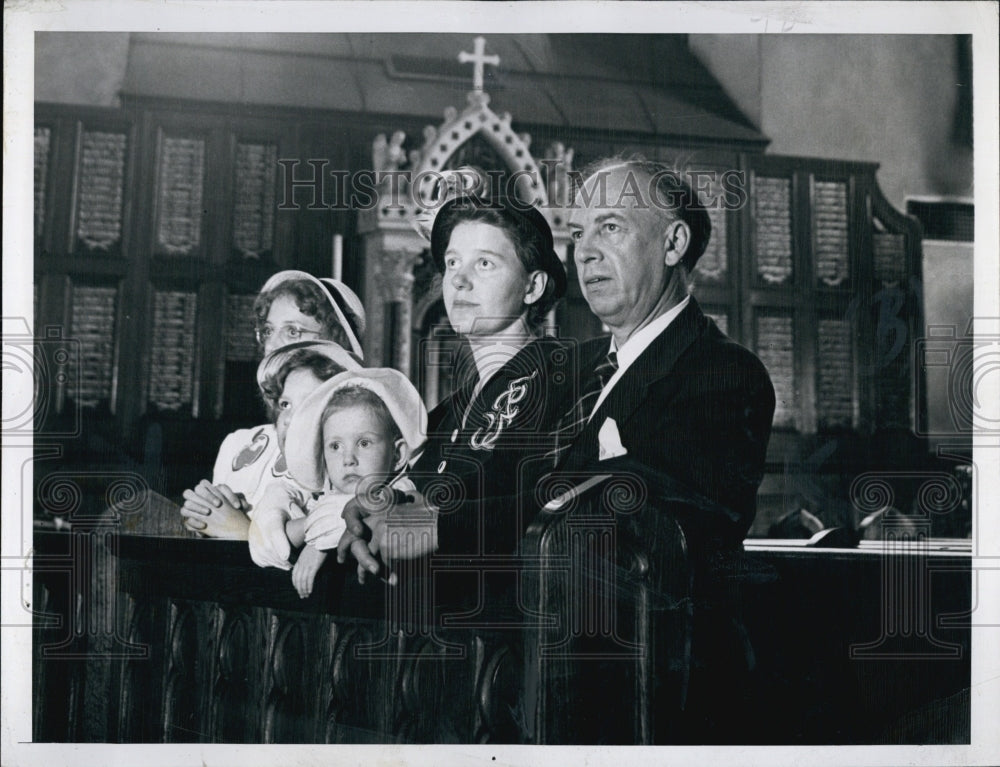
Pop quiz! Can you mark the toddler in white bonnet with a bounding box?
[277,367,426,597]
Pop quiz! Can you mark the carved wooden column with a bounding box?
[358,219,425,375]
[548,226,573,336]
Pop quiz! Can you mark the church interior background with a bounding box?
[20,30,986,748]
[31,32,974,538]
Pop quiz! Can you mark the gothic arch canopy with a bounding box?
[410,90,549,211]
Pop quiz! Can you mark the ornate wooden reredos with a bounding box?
[32,33,935,537]
[357,36,574,393]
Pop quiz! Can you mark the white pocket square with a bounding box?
[598,417,628,461]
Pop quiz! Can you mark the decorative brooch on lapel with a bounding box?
[232,428,269,471]
[470,370,537,451]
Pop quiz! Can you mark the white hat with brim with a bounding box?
[259,270,366,359]
[285,367,428,492]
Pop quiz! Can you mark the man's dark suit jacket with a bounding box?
[558,296,776,553]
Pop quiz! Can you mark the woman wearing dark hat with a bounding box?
[419,194,569,550]
[180,270,365,539]
[315,191,575,573]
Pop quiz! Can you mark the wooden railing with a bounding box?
[32,480,697,744]
[32,483,972,744]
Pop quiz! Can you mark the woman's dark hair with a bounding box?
[252,279,359,351]
[431,204,564,329]
[258,348,348,419]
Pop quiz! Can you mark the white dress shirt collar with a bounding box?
[590,295,691,418]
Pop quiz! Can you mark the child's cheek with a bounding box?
[276,412,291,450]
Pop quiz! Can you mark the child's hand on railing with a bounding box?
[291,544,328,598]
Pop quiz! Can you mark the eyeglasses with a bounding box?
[255,323,323,346]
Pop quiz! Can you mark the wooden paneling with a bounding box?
[153,133,207,259]
[147,289,198,414]
[753,175,795,286]
[74,128,129,255]
[741,155,923,443]
[34,125,52,243]
[67,283,118,408]
[34,102,298,447]
[813,179,850,287]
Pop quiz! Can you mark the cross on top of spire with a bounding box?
[458,36,499,92]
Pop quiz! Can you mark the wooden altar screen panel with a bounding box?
[34,107,137,425]
[727,155,923,535]
[717,154,925,440]
[33,103,300,491]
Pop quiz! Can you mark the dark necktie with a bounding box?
[548,350,619,466]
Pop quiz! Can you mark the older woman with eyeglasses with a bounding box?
[180,270,365,539]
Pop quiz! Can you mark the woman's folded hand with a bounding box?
[343,491,438,561]
[180,480,251,539]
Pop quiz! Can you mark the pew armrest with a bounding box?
[521,472,696,744]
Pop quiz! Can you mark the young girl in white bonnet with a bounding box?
[252,367,427,598]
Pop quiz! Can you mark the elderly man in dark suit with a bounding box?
[554,157,776,742]
[558,158,775,552]
[340,158,775,741]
